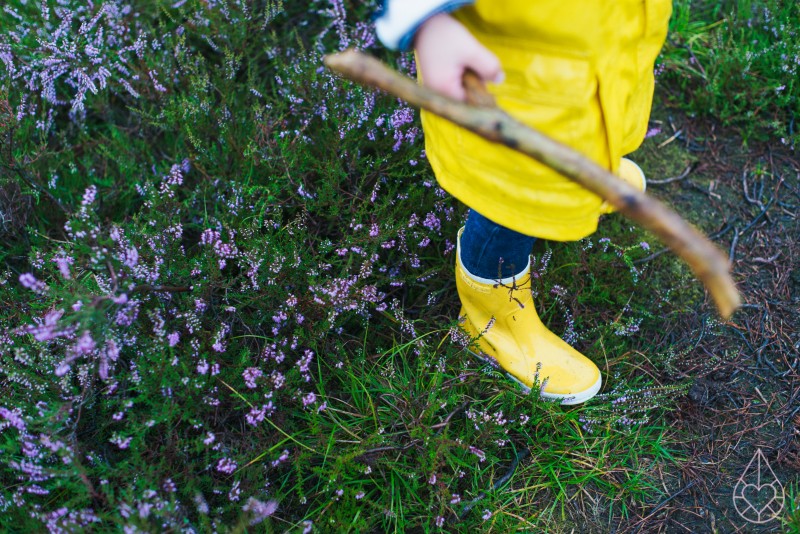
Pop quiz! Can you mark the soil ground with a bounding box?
[618,105,800,533]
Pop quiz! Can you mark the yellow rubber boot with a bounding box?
[600,158,646,214]
[456,235,602,404]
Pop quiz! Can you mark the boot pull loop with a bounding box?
[462,69,497,108]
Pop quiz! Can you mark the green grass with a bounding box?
[272,330,684,531]
[661,0,800,146]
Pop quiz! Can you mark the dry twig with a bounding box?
[324,50,742,318]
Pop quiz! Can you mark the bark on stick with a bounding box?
[323,50,741,319]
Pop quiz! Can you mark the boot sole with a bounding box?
[468,349,602,405]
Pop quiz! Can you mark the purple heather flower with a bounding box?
[53,254,74,279]
[297,184,315,199]
[271,370,286,390]
[228,480,241,502]
[270,450,290,468]
[81,185,97,207]
[243,367,262,389]
[19,273,47,293]
[296,349,314,381]
[423,212,441,232]
[245,403,274,426]
[110,434,132,449]
[105,339,120,362]
[469,446,486,462]
[74,330,96,355]
[216,457,237,475]
[24,309,72,342]
[167,332,180,347]
[242,498,278,526]
[550,285,568,298]
[0,407,27,432]
[194,493,210,514]
[121,246,139,269]
[645,126,662,138]
[302,392,317,407]
[137,502,153,519]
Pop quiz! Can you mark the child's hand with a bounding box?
[414,13,503,101]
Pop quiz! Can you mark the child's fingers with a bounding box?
[421,65,467,101]
[466,46,503,84]
[441,70,468,101]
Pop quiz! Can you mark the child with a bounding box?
[375,1,672,404]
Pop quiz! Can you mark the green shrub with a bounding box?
[661,0,799,146]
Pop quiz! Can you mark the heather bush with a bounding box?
[0,1,471,530]
[0,0,765,531]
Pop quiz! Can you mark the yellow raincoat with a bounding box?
[421,0,672,240]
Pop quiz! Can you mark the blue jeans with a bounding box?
[460,209,537,279]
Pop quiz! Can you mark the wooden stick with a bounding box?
[323,50,741,319]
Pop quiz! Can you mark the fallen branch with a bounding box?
[648,163,696,185]
[324,50,741,319]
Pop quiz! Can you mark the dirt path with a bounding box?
[623,110,800,532]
